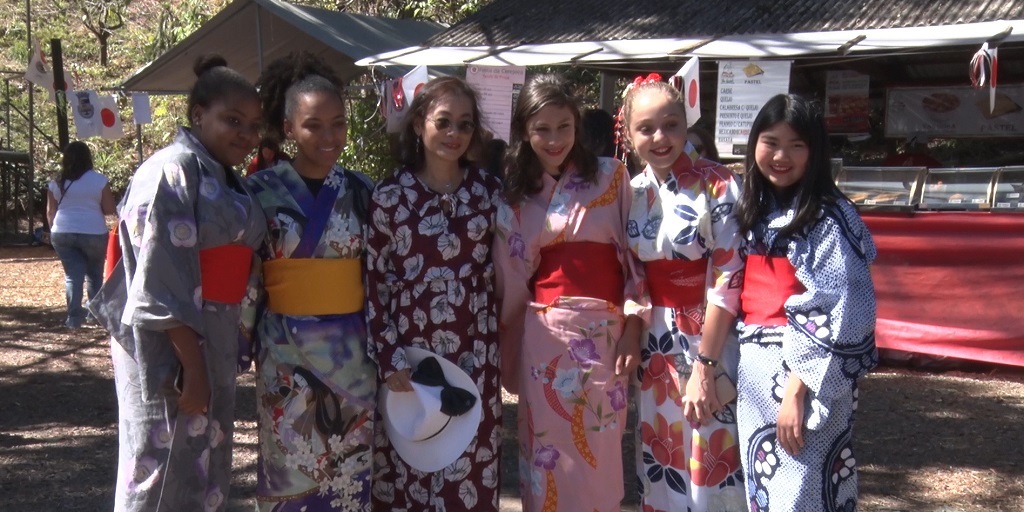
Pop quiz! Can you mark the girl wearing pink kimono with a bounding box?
[494,74,647,512]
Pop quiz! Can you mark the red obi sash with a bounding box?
[532,242,624,305]
[741,254,806,326]
[198,244,253,304]
[645,258,708,310]
[104,227,253,305]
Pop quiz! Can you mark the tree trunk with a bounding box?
[99,33,109,67]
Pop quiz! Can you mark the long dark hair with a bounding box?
[393,76,484,171]
[503,74,598,205]
[257,51,344,143]
[186,54,258,126]
[736,94,842,238]
[58,141,93,191]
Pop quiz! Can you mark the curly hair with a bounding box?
[393,76,484,171]
[256,51,345,143]
[187,54,257,124]
[503,74,597,205]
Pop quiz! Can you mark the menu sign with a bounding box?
[885,85,1024,138]
[466,65,526,141]
[825,70,870,134]
[715,60,792,158]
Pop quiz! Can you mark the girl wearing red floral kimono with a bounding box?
[622,76,747,511]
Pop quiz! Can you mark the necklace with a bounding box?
[419,169,463,217]
[419,170,462,193]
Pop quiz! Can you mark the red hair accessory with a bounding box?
[615,73,665,161]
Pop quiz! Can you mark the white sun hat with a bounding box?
[380,346,482,472]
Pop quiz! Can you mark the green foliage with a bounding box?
[339,88,397,181]
[0,0,488,207]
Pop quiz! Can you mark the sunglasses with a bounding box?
[426,117,476,134]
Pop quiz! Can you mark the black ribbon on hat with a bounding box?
[411,356,477,417]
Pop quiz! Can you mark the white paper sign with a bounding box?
[132,93,152,125]
[715,60,792,158]
[885,85,1024,138]
[465,65,526,142]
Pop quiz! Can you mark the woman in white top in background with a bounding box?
[46,140,116,328]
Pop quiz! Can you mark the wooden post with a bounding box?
[51,38,70,150]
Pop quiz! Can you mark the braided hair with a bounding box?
[616,73,686,164]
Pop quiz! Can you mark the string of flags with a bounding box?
[23,39,153,141]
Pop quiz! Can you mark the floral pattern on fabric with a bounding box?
[243,163,376,511]
[627,148,746,511]
[494,157,648,512]
[366,166,503,511]
[90,128,266,512]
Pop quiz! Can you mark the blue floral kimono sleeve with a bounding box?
[781,200,879,427]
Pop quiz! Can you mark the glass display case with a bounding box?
[917,167,998,210]
[836,166,926,211]
[992,166,1024,210]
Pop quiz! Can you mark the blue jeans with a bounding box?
[50,232,107,328]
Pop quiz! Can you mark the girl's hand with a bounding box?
[683,363,721,425]
[178,369,210,416]
[385,368,414,392]
[777,373,807,456]
[615,316,643,377]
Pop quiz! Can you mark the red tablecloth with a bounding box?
[863,211,1024,367]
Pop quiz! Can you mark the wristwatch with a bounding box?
[695,353,719,368]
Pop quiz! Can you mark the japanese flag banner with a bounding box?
[673,56,701,127]
[25,40,55,100]
[97,94,124,140]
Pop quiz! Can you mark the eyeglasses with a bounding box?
[426,117,476,134]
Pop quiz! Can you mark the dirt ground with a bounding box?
[2,245,1024,511]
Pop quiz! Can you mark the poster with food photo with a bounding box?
[825,70,871,134]
[885,85,1024,137]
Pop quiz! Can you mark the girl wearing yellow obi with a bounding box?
[241,52,376,511]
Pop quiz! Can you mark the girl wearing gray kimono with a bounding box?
[89,55,265,512]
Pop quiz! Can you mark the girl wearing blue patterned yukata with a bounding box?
[734,93,878,512]
[88,55,265,512]
[242,52,376,511]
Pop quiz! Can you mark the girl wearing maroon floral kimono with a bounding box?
[365,77,503,511]
[494,74,647,512]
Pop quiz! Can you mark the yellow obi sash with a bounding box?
[264,258,363,316]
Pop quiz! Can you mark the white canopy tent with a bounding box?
[358,19,1024,67]
[121,0,443,93]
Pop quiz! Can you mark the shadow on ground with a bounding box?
[856,370,1024,510]
[2,304,1022,511]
